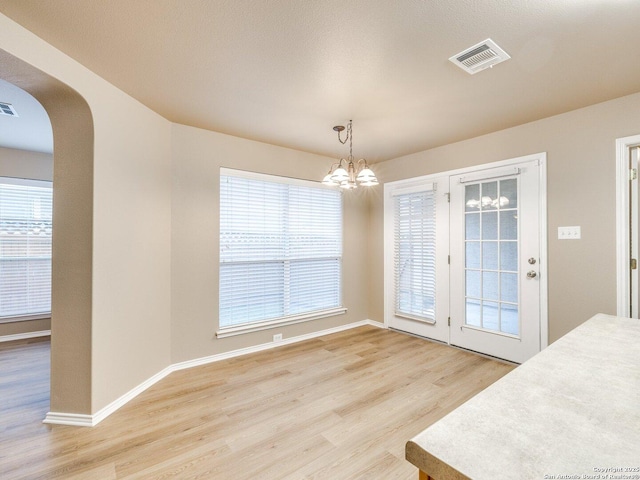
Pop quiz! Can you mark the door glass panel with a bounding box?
[465,184,480,211]
[466,213,480,240]
[500,241,518,272]
[500,179,517,209]
[466,242,480,268]
[482,212,498,240]
[481,182,498,210]
[482,242,498,270]
[464,178,520,336]
[482,301,499,331]
[466,299,481,327]
[500,304,519,335]
[466,270,481,298]
[500,211,517,240]
[482,271,499,300]
[500,273,518,303]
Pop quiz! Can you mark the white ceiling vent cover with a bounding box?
[0,102,18,117]
[449,39,510,75]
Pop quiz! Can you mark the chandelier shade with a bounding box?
[323,120,378,189]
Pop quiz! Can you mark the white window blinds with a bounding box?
[394,186,436,321]
[0,178,52,318]
[220,170,342,329]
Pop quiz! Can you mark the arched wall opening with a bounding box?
[0,49,94,415]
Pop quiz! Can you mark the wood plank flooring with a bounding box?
[0,327,514,479]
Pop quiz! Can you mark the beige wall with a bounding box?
[2,8,639,419]
[369,91,640,343]
[0,14,173,414]
[170,124,370,362]
[0,147,53,338]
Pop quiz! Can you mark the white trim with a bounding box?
[457,166,520,184]
[0,314,51,325]
[616,134,640,317]
[0,329,50,343]
[538,155,549,348]
[43,412,93,427]
[215,307,347,338]
[182,319,383,371]
[44,319,386,427]
[220,166,327,190]
[0,176,52,188]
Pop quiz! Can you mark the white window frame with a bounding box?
[0,176,53,323]
[217,168,346,338]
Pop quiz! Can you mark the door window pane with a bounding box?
[482,302,499,331]
[500,211,517,240]
[500,272,518,303]
[463,178,519,336]
[466,242,480,268]
[500,179,518,209]
[466,213,480,240]
[500,241,518,272]
[466,299,481,327]
[482,271,499,300]
[466,270,481,298]
[482,242,498,270]
[482,212,498,240]
[465,184,480,211]
[481,182,498,210]
[501,304,519,335]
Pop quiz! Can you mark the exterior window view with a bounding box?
[0,179,52,318]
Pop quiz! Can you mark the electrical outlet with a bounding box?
[273,333,283,342]
[558,226,581,240]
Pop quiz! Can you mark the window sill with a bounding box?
[0,313,51,324]
[216,307,347,338]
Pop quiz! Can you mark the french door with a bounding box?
[449,160,542,363]
[385,155,546,364]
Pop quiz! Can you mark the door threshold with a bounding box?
[389,327,518,366]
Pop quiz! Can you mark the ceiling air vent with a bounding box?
[0,102,18,117]
[449,38,510,75]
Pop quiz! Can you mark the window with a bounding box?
[219,169,344,335]
[0,177,52,319]
[393,186,436,321]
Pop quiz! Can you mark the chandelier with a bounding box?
[322,120,378,189]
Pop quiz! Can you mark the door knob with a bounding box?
[526,270,537,279]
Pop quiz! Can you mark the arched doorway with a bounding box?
[0,49,95,418]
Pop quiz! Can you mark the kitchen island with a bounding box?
[406,313,640,480]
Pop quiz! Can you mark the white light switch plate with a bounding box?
[558,226,581,240]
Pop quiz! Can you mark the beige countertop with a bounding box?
[406,313,640,480]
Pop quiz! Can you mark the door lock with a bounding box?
[528,257,537,265]
[526,270,537,279]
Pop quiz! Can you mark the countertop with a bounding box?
[406,313,640,480]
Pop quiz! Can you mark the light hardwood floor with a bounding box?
[0,327,514,479]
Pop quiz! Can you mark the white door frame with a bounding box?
[383,153,549,353]
[615,134,640,317]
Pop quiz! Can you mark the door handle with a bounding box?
[526,270,537,279]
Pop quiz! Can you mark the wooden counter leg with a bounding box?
[419,470,434,480]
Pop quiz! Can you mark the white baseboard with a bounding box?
[172,319,385,371]
[44,319,385,427]
[43,411,93,427]
[91,365,174,426]
[0,329,51,343]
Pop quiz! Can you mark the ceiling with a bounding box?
[0,79,52,153]
[1,0,640,162]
